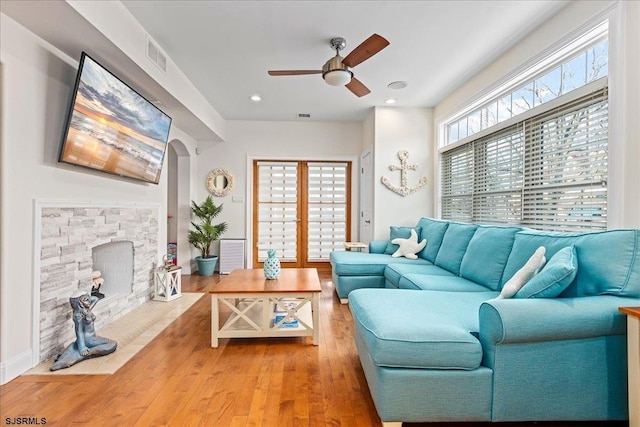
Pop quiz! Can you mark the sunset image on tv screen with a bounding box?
[60,54,172,184]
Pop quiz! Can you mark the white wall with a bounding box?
[434,0,640,228]
[372,107,434,239]
[0,13,187,382]
[167,144,178,244]
[192,120,363,266]
[362,109,375,151]
[613,0,640,227]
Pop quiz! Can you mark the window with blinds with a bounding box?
[441,144,474,222]
[441,85,608,232]
[522,89,608,230]
[256,162,298,262]
[473,125,525,224]
[307,162,348,261]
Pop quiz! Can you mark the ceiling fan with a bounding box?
[268,34,390,97]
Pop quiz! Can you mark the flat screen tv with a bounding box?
[59,52,172,184]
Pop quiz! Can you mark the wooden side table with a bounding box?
[620,306,640,427]
[344,242,367,252]
[154,266,182,302]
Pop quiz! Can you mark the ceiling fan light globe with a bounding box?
[324,70,352,86]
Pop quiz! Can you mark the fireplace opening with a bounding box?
[91,241,134,299]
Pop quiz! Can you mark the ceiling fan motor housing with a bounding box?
[322,56,353,86]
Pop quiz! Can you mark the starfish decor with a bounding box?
[391,229,427,259]
[380,150,428,196]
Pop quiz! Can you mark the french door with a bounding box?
[253,160,351,269]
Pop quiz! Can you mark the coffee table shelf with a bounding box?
[218,297,313,335]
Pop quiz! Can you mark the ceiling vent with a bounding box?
[297,113,311,119]
[146,36,167,73]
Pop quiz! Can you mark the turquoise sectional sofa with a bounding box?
[329,217,640,425]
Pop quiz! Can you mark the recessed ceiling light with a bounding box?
[385,98,397,104]
[250,94,262,102]
[388,81,408,90]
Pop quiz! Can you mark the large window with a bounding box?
[444,23,608,147]
[440,22,609,232]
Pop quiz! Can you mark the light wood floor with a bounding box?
[0,271,628,427]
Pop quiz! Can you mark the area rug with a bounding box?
[25,293,204,375]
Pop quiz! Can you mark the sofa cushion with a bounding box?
[503,229,640,297]
[459,225,522,291]
[415,217,450,262]
[330,251,431,276]
[368,239,388,254]
[399,274,496,292]
[434,222,479,274]
[384,263,449,287]
[516,245,577,299]
[350,289,496,369]
[385,226,422,254]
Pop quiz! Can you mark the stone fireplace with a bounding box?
[37,204,159,362]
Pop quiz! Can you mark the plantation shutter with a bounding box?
[256,161,298,262]
[522,87,608,231]
[307,162,348,261]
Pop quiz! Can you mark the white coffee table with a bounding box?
[210,268,321,348]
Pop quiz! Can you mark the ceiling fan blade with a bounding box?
[268,70,322,76]
[346,77,371,97]
[342,34,390,68]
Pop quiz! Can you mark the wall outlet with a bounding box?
[232,195,244,203]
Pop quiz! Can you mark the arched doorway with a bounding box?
[167,139,192,274]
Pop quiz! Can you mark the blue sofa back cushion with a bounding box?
[385,226,422,254]
[415,217,450,262]
[503,229,640,298]
[515,245,578,298]
[434,222,479,275]
[460,226,521,291]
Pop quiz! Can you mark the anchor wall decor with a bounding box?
[380,150,428,197]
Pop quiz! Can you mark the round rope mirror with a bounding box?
[206,169,234,197]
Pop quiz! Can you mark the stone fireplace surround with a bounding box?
[35,202,160,363]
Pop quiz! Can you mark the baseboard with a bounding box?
[0,350,33,385]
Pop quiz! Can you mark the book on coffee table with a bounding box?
[274,299,299,314]
[274,315,299,328]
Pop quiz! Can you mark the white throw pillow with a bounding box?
[495,246,546,299]
[391,229,427,260]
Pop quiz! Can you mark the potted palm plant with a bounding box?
[188,196,228,276]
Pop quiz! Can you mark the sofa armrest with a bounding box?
[369,240,388,254]
[479,296,635,345]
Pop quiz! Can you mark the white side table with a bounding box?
[154,266,182,302]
